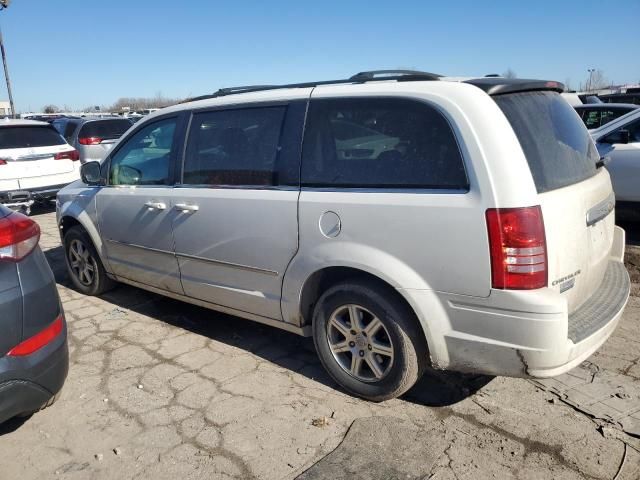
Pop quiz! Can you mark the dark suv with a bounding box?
[0,205,68,423]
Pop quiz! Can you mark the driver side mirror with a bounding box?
[80,161,103,186]
[602,129,630,145]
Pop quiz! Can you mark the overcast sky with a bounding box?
[2,0,638,112]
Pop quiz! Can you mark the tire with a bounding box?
[63,225,115,296]
[312,279,428,401]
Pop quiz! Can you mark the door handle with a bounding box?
[175,203,199,212]
[144,201,167,210]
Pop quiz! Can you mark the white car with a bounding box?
[57,71,629,400]
[0,119,81,214]
[592,109,640,206]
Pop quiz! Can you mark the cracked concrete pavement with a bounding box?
[0,207,639,479]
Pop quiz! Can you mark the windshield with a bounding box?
[79,119,132,140]
[0,126,66,149]
[495,91,599,193]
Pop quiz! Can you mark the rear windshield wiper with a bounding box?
[596,156,611,169]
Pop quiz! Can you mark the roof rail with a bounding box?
[186,69,442,102]
[349,69,441,81]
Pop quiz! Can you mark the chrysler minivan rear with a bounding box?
[445,88,629,377]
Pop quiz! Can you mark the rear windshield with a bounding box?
[79,119,132,140]
[0,126,66,149]
[494,91,599,193]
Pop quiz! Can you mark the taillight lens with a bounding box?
[486,206,547,290]
[0,158,7,165]
[0,212,41,262]
[54,149,80,161]
[8,315,64,356]
[78,137,102,145]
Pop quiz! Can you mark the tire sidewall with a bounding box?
[63,227,106,295]
[312,282,420,401]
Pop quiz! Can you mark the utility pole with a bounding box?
[587,68,595,94]
[0,0,15,118]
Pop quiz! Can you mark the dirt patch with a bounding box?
[625,246,640,297]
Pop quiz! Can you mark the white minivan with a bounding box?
[1,120,80,214]
[57,71,630,400]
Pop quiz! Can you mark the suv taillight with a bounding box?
[486,206,547,290]
[0,212,41,262]
[0,158,9,165]
[78,137,102,145]
[54,149,80,161]
[8,314,64,356]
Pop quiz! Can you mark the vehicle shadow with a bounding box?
[617,217,640,246]
[44,245,492,407]
[0,415,30,436]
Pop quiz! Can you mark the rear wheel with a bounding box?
[312,279,427,401]
[63,226,115,295]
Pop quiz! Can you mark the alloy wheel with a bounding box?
[326,304,394,382]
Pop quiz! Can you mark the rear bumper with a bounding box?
[0,322,68,424]
[0,183,68,205]
[410,226,630,378]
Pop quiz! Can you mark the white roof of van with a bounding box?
[0,118,49,127]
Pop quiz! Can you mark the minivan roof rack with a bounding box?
[184,70,442,102]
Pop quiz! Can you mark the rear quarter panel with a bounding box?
[282,82,541,326]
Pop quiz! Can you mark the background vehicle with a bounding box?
[592,108,640,207]
[0,120,80,214]
[57,71,629,401]
[0,205,68,424]
[52,117,132,163]
[575,103,639,130]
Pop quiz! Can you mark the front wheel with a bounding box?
[312,279,427,401]
[63,226,115,296]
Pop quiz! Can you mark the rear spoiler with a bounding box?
[464,78,565,96]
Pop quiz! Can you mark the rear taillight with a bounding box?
[0,212,41,262]
[0,160,6,165]
[8,314,64,356]
[486,206,547,290]
[78,137,102,145]
[54,149,80,161]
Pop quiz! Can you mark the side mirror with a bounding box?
[80,161,102,186]
[602,129,630,145]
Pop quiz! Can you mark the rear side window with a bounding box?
[0,126,66,148]
[183,107,286,187]
[495,92,598,193]
[301,98,467,189]
[79,119,132,140]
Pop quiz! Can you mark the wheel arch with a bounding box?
[286,264,434,363]
[58,210,110,273]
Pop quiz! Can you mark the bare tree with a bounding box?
[43,104,59,114]
[502,68,517,79]
[564,78,573,91]
[586,69,608,91]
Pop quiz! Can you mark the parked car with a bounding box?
[52,117,132,163]
[56,71,630,401]
[575,103,639,130]
[0,120,81,214]
[0,205,68,423]
[592,108,640,207]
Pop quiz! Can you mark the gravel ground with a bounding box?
[0,207,639,480]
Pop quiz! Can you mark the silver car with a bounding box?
[56,71,630,401]
[52,117,132,163]
[592,108,640,207]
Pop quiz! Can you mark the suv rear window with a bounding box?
[79,119,132,140]
[0,126,66,149]
[495,91,598,193]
